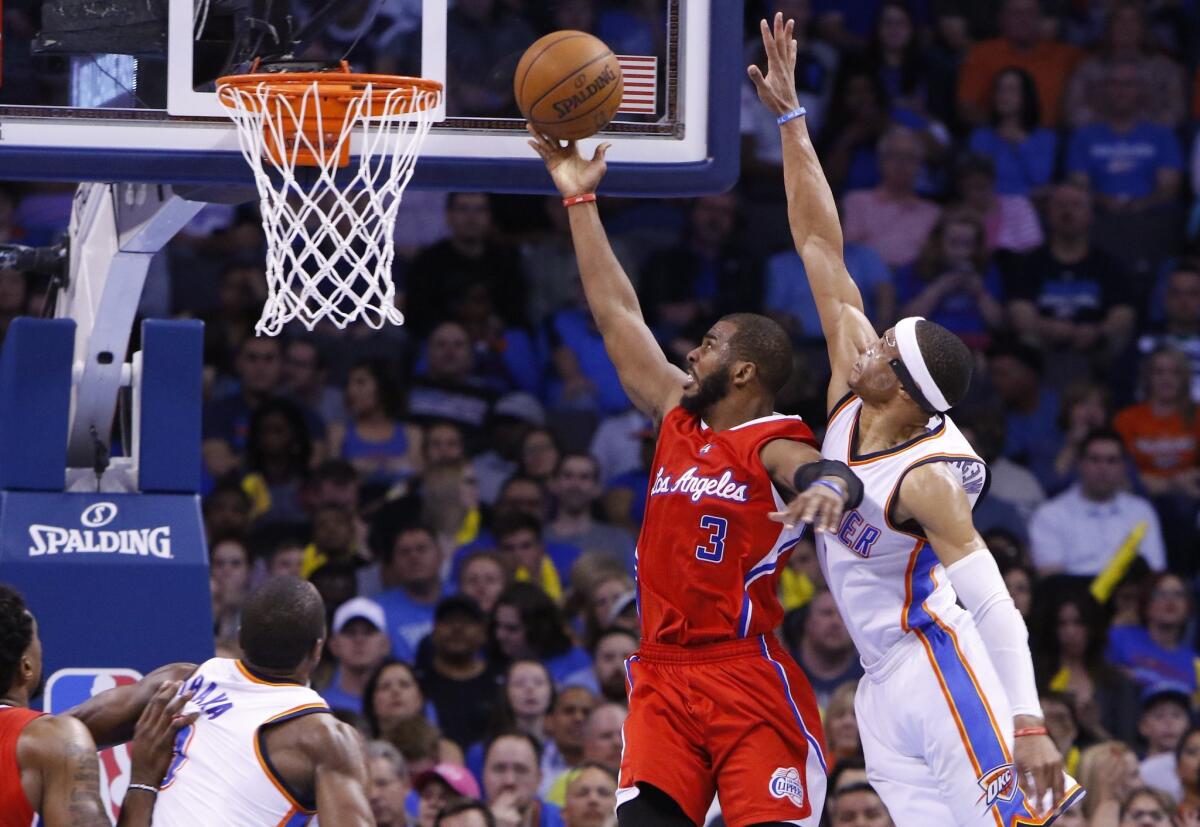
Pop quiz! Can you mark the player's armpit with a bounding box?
[67,662,196,748]
[22,715,111,827]
[306,717,373,826]
[894,463,986,568]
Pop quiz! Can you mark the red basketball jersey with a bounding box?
[0,705,44,827]
[636,407,817,645]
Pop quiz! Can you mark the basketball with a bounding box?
[515,31,624,141]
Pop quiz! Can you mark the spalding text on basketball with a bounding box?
[552,65,619,119]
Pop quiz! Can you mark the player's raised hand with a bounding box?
[747,13,801,117]
[1013,721,1064,817]
[128,681,199,788]
[527,124,611,199]
[770,476,847,534]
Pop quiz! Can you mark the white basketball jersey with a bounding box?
[817,395,989,668]
[153,658,329,827]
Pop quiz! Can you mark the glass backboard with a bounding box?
[0,0,740,195]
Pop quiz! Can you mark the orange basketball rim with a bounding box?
[217,61,442,167]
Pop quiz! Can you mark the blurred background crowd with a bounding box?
[6,0,1200,825]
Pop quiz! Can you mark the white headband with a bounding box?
[894,317,951,413]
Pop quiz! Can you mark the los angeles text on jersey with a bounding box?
[650,465,750,503]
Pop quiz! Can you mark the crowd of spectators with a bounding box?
[7,0,1200,824]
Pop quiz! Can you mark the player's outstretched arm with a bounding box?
[898,464,1066,811]
[66,661,196,749]
[528,126,687,424]
[748,14,877,411]
[307,716,374,826]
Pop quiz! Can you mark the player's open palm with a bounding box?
[1014,731,1064,815]
[527,124,610,198]
[747,13,801,117]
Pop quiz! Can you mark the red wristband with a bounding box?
[1014,727,1048,738]
[562,193,597,207]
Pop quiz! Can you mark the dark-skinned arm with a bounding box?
[67,662,196,748]
[761,439,859,534]
[748,13,877,411]
[898,463,1065,809]
[527,127,687,425]
[308,716,374,826]
[21,715,111,827]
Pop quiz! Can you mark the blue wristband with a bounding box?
[777,106,807,125]
[810,478,845,499]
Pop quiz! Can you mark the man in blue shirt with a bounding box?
[765,242,893,340]
[1067,61,1182,214]
[319,596,392,713]
[375,525,447,662]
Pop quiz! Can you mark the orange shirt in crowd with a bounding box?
[958,39,1084,127]
[1113,403,1200,477]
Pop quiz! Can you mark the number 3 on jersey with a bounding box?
[696,515,728,563]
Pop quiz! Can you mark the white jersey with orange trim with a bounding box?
[817,395,1082,826]
[817,393,987,669]
[152,658,329,827]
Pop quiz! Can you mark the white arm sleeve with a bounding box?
[945,549,1044,719]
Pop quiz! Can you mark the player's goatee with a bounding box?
[680,368,731,415]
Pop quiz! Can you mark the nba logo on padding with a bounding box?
[769,767,806,807]
[977,763,1017,808]
[45,668,143,820]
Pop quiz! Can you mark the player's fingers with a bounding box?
[767,509,797,528]
[173,711,201,731]
[760,18,778,63]
[1050,762,1065,807]
[594,142,612,162]
[775,13,789,55]
[747,64,765,87]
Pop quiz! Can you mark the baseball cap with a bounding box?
[493,392,545,427]
[1140,682,1193,712]
[331,597,386,635]
[435,594,486,624]
[608,590,638,625]
[414,763,481,799]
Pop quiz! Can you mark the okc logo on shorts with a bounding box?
[976,763,1017,808]
[768,767,805,807]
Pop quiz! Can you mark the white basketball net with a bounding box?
[217,77,441,335]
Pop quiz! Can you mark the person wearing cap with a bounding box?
[319,596,392,713]
[376,525,448,663]
[1138,684,1193,801]
[416,762,482,827]
[473,393,546,505]
[754,18,1078,823]
[559,763,618,827]
[417,595,501,750]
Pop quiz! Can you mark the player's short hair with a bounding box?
[720,313,793,395]
[0,584,32,696]
[238,576,326,672]
[914,320,973,408]
[435,800,496,827]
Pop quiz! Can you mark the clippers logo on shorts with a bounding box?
[977,763,1017,809]
[650,465,749,504]
[45,668,143,820]
[27,501,173,558]
[768,767,806,808]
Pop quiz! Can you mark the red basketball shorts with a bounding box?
[617,635,828,826]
